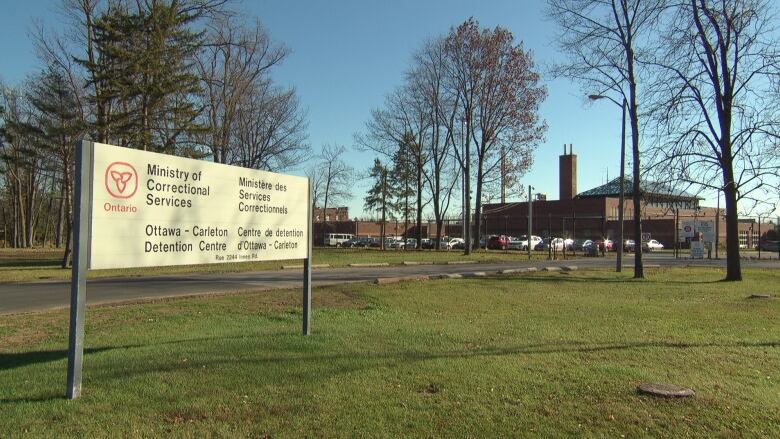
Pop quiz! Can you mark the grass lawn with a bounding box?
[0,247,582,283]
[2,268,779,437]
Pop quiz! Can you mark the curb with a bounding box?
[561,266,578,271]
[447,261,477,265]
[461,271,487,278]
[499,268,526,274]
[374,275,430,284]
[349,263,390,267]
[281,264,331,270]
[542,267,561,272]
[403,261,434,266]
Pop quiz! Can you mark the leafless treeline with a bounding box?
[548,0,780,281]
[356,18,548,254]
[0,0,309,258]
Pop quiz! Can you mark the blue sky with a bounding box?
[0,0,743,218]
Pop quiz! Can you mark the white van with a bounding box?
[324,233,353,247]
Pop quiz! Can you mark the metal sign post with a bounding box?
[67,140,93,400]
[303,178,312,336]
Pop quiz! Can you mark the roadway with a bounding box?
[1,253,778,315]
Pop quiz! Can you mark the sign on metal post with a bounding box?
[66,141,311,399]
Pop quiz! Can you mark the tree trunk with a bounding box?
[722,153,742,281]
[627,39,643,279]
[56,177,65,247]
[473,159,484,251]
[463,124,471,255]
[416,162,423,251]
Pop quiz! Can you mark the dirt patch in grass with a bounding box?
[0,314,67,349]
[237,286,371,312]
[163,408,209,425]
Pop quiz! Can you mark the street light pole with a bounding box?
[528,185,533,260]
[589,94,626,273]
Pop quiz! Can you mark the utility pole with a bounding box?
[500,145,506,204]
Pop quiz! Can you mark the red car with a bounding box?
[487,235,509,250]
[592,239,614,252]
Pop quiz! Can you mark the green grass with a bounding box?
[0,247,579,283]
[1,267,779,437]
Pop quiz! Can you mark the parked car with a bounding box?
[643,239,664,251]
[448,238,466,249]
[758,240,779,252]
[623,239,636,252]
[323,233,353,247]
[507,236,524,250]
[420,238,433,249]
[367,237,383,248]
[344,237,373,248]
[389,239,405,249]
[572,239,589,251]
[487,235,509,250]
[436,236,451,249]
[583,239,601,256]
[514,235,542,251]
[534,240,549,251]
[549,237,566,251]
[563,238,574,250]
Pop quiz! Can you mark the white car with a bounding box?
[549,237,566,251]
[511,235,542,251]
[507,236,523,250]
[643,239,664,251]
[447,238,465,249]
[389,239,405,249]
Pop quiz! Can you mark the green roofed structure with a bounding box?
[576,177,701,211]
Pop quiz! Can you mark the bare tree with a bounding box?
[231,84,309,171]
[647,0,780,281]
[408,37,461,250]
[196,16,290,164]
[314,144,354,230]
[445,18,547,252]
[357,84,430,249]
[547,0,667,278]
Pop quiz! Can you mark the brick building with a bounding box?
[481,146,777,248]
[310,147,777,249]
[313,207,349,222]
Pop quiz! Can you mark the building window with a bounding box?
[739,230,748,248]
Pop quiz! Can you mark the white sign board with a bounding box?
[697,220,715,242]
[89,142,309,269]
[680,219,715,242]
[690,241,705,259]
[681,221,694,238]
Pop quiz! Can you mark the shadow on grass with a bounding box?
[90,337,780,382]
[4,337,777,404]
[0,260,63,269]
[0,346,132,371]
[490,274,724,285]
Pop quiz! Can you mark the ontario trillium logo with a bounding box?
[105,162,138,199]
